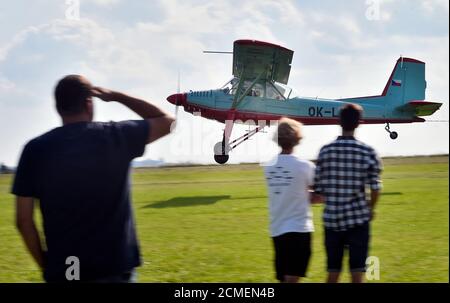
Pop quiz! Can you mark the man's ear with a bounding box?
[86,98,94,119]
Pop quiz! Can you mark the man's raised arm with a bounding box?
[92,87,175,144]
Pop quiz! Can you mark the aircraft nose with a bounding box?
[167,93,186,106]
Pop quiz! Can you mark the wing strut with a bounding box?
[231,67,268,109]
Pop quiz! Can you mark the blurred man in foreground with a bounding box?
[12,75,174,282]
[313,104,382,283]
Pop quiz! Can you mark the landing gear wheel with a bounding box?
[385,123,398,140]
[214,141,231,165]
[214,154,229,164]
[390,131,398,140]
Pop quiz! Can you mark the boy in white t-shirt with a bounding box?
[264,117,316,283]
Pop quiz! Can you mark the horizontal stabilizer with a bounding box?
[399,101,443,117]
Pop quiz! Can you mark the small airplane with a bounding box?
[167,39,443,164]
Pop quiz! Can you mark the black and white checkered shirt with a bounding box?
[314,136,382,231]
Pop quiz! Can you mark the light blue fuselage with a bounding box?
[180,58,427,125]
[184,90,415,124]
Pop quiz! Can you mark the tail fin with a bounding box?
[382,57,426,106]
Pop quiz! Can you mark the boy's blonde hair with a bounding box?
[274,117,303,149]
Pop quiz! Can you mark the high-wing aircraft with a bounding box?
[167,39,443,164]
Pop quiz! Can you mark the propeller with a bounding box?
[166,70,186,124]
[175,70,181,121]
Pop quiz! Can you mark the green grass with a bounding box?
[0,156,448,282]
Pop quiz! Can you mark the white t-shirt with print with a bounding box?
[264,154,315,237]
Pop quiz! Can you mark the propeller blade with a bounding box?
[175,103,179,120]
[177,70,180,94]
[174,70,181,128]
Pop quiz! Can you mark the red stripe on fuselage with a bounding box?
[183,104,424,125]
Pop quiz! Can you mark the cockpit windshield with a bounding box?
[220,78,298,100]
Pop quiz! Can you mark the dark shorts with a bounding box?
[325,223,370,273]
[272,232,312,281]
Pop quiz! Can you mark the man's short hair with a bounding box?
[274,117,303,150]
[55,75,92,116]
[339,103,363,131]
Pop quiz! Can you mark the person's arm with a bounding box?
[312,151,326,204]
[310,190,325,204]
[15,196,45,269]
[367,150,383,221]
[369,190,380,220]
[91,87,175,144]
[308,162,324,204]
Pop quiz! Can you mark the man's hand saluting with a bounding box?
[91,86,120,102]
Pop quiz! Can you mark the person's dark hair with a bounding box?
[339,103,363,131]
[55,75,92,116]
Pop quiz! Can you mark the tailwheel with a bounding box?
[390,131,398,140]
[385,123,399,140]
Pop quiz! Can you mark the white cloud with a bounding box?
[85,0,121,6]
[337,17,361,34]
[421,0,449,13]
[0,76,15,92]
[0,25,44,62]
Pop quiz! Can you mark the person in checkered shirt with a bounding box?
[313,103,382,283]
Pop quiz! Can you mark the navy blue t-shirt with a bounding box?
[12,120,149,282]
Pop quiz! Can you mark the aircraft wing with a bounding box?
[232,40,294,84]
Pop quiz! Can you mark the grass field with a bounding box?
[0,156,448,283]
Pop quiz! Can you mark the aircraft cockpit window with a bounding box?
[220,78,297,100]
[221,78,240,95]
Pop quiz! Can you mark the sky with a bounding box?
[0,0,448,166]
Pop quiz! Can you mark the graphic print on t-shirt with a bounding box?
[266,166,293,195]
